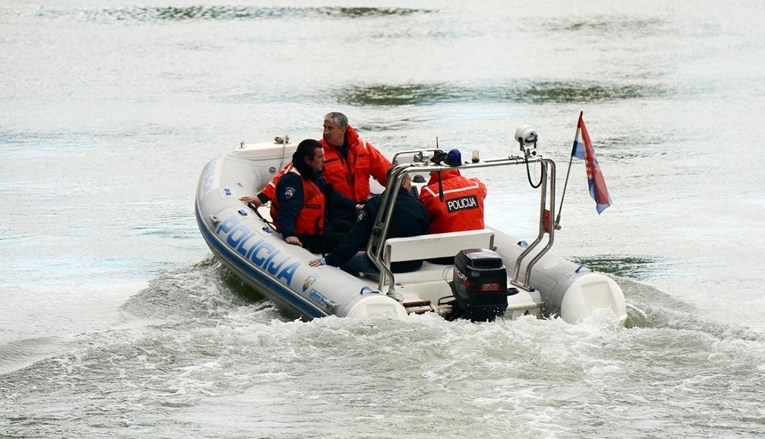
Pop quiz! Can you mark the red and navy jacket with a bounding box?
[271,166,355,238]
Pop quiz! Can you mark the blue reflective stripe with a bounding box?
[195,205,326,318]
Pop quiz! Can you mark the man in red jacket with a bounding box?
[240,112,391,218]
[320,112,390,204]
[419,149,487,234]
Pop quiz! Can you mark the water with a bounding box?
[2,0,765,437]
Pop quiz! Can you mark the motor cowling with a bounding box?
[450,248,511,322]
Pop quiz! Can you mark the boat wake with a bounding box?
[3,258,763,437]
[121,255,283,323]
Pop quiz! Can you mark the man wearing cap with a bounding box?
[419,148,487,234]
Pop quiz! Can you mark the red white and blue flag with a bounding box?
[571,112,612,214]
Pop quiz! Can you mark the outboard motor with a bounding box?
[450,249,512,322]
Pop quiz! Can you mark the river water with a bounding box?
[2,0,764,437]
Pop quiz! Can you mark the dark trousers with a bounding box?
[299,232,346,254]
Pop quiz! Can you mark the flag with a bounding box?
[571,112,612,214]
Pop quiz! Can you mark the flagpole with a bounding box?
[555,111,583,229]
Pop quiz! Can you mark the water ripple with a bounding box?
[546,16,668,36]
[337,81,666,106]
[34,5,433,23]
[573,254,668,281]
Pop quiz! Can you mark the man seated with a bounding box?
[308,171,429,275]
[271,139,356,253]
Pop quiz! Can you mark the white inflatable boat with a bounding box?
[195,133,627,324]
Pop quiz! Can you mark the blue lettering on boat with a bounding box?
[277,262,299,284]
[266,250,286,275]
[215,215,297,285]
[252,242,275,266]
[241,237,264,258]
[226,224,250,248]
[216,216,239,234]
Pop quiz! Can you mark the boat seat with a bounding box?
[383,261,455,285]
[383,229,495,267]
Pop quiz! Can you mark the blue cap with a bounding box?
[445,149,462,166]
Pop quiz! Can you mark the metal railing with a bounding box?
[365,148,557,295]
